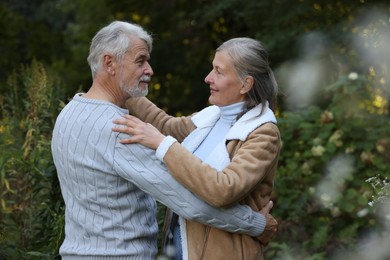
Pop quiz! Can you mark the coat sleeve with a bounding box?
[162,123,281,207]
[125,97,195,142]
[113,133,266,236]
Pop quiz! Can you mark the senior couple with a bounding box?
[51,20,281,260]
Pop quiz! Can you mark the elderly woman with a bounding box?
[113,37,281,260]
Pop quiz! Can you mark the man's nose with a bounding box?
[144,62,154,76]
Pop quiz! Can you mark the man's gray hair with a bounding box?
[87,21,153,77]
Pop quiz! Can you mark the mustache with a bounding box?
[139,75,151,83]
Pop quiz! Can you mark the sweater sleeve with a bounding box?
[113,133,266,236]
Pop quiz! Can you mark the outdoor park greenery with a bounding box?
[0,0,389,259]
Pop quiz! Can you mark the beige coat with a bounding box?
[126,98,281,260]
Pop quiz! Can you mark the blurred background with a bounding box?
[0,0,389,259]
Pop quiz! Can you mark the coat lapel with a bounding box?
[182,103,277,169]
[227,102,277,141]
[182,106,220,153]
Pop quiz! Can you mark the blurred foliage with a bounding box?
[268,72,390,259]
[0,60,65,259]
[1,0,389,113]
[0,0,389,259]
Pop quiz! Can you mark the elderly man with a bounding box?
[51,21,276,260]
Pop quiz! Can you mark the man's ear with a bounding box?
[240,75,254,94]
[103,54,116,75]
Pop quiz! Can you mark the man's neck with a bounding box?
[84,81,125,107]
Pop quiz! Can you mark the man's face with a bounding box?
[119,37,154,98]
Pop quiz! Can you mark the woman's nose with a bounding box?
[204,71,212,84]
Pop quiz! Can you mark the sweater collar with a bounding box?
[219,101,245,126]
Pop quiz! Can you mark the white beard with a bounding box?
[128,85,148,98]
[121,75,150,98]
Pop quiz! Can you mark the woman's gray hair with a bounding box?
[216,37,278,114]
[87,21,153,77]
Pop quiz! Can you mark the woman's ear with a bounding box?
[240,76,254,94]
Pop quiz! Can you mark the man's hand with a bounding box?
[257,201,278,245]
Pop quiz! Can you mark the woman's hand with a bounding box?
[112,115,166,150]
[257,201,278,245]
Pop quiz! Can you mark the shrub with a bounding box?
[267,73,390,259]
[0,60,65,259]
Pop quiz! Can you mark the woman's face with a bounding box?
[204,50,246,107]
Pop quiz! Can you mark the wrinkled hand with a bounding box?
[112,115,165,150]
[257,201,278,245]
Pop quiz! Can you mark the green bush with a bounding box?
[267,73,390,259]
[0,60,65,259]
